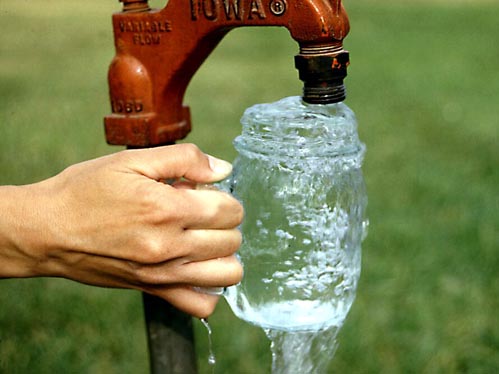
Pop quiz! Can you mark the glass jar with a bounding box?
[223,96,368,332]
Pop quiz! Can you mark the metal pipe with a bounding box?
[142,293,197,374]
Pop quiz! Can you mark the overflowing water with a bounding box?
[220,96,367,372]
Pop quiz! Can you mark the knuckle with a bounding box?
[137,237,168,264]
[228,230,243,253]
[232,199,245,225]
[223,256,244,285]
[178,143,203,162]
[224,201,244,229]
[229,265,244,286]
[211,193,245,226]
[139,187,184,225]
[204,200,223,222]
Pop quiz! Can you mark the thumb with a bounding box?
[123,143,233,183]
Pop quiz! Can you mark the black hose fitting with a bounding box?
[295,50,350,104]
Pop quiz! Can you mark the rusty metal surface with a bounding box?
[105,0,350,146]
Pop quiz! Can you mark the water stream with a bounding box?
[265,327,340,374]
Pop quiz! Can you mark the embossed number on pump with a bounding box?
[111,99,143,114]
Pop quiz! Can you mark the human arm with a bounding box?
[0,144,243,318]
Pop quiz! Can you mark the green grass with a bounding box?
[1,0,498,373]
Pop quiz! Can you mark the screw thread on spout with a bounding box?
[302,83,347,105]
[295,44,349,105]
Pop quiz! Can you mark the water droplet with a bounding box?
[362,219,370,241]
[208,353,216,366]
[200,318,216,367]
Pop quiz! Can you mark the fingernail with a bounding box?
[208,156,233,177]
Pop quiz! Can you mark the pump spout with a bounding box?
[104,0,350,146]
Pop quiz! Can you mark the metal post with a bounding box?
[143,293,197,374]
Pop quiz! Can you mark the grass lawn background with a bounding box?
[1,0,497,372]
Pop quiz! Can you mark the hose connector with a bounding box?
[295,45,350,104]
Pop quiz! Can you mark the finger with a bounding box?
[49,248,242,291]
[176,255,243,287]
[48,250,239,319]
[179,228,242,262]
[123,143,233,184]
[50,251,221,318]
[150,286,220,318]
[125,253,242,289]
[78,247,242,288]
[175,189,243,229]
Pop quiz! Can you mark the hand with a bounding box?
[0,144,243,318]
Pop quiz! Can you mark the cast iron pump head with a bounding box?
[104,0,350,147]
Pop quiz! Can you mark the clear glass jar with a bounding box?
[223,96,368,332]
